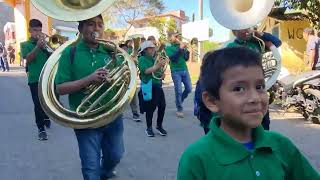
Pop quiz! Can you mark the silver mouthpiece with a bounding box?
[91,32,100,39]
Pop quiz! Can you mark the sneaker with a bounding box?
[101,171,117,179]
[176,112,184,118]
[132,114,141,122]
[145,128,155,137]
[38,130,48,141]
[44,119,51,129]
[156,127,167,136]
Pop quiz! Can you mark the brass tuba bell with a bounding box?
[210,0,281,90]
[33,0,138,129]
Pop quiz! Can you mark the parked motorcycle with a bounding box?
[271,70,320,124]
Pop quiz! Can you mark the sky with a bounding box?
[163,0,230,42]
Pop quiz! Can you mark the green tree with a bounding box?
[275,0,320,30]
[104,0,165,35]
[148,17,177,42]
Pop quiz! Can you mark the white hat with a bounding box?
[140,40,155,52]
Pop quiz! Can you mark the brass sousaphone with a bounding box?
[210,0,281,90]
[32,0,138,129]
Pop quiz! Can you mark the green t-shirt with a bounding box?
[55,39,122,111]
[178,117,320,180]
[127,47,133,55]
[20,39,49,84]
[227,38,263,54]
[138,54,162,84]
[165,43,188,72]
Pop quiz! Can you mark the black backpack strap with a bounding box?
[70,46,77,65]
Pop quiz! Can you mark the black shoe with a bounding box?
[156,127,167,136]
[145,128,155,137]
[132,114,141,122]
[101,171,117,180]
[38,130,48,141]
[44,119,51,129]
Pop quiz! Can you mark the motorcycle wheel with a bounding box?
[310,108,320,124]
[304,89,320,124]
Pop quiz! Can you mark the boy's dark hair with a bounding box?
[200,47,263,99]
[78,14,103,32]
[29,19,42,28]
[119,43,127,49]
[147,35,156,41]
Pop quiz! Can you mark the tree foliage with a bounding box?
[148,17,177,42]
[275,0,320,30]
[104,0,165,27]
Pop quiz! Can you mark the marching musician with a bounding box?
[138,41,167,137]
[119,41,141,122]
[227,28,282,130]
[55,15,124,180]
[20,19,50,141]
[165,31,192,118]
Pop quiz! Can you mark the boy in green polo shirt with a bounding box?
[165,31,192,118]
[138,40,168,137]
[55,15,124,180]
[177,47,319,180]
[20,19,50,141]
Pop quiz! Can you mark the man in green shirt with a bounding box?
[119,41,141,122]
[55,15,124,180]
[177,47,319,180]
[20,19,50,141]
[165,31,192,118]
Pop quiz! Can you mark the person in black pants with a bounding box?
[20,19,51,140]
[138,40,168,137]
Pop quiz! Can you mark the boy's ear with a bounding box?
[202,91,219,113]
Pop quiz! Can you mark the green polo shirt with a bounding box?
[227,38,263,54]
[127,47,133,55]
[178,117,319,180]
[165,43,188,72]
[55,39,122,111]
[138,54,162,84]
[20,39,49,84]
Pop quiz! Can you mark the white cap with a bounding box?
[140,40,155,52]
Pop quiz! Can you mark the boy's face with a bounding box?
[204,65,268,129]
[145,47,155,56]
[233,29,251,40]
[29,27,42,40]
[80,16,104,44]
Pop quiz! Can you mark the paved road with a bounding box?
[0,65,319,180]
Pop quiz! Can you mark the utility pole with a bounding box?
[199,0,203,20]
[198,0,203,62]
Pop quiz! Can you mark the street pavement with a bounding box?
[0,65,319,180]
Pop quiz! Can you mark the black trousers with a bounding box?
[139,84,166,128]
[29,83,49,130]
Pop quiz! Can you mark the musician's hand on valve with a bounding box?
[180,43,187,49]
[265,41,274,50]
[87,68,108,83]
[36,38,46,49]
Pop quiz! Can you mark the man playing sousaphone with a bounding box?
[165,31,192,118]
[55,15,124,180]
[227,28,282,130]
